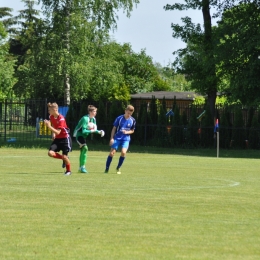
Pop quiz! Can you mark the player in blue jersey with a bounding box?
[105,105,136,174]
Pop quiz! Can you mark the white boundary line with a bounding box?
[133,179,240,191]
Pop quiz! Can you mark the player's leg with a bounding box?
[48,140,63,159]
[61,138,72,175]
[116,141,129,174]
[105,140,118,173]
[62,152,71,175]
[77,136,88,173]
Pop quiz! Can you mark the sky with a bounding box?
[1,0,205,66]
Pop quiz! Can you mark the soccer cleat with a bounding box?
[64,171,71,176]
[104,169,109,173]
[116,168,121,174]
[78,166,88,173]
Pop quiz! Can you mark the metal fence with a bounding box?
[1,98,260,149]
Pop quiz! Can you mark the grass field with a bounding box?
[0,146,260,259]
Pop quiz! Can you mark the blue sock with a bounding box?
[106,156,112,170]
[117,156,125,169]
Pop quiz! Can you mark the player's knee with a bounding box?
[48,151,54,157]
[81,145,88,152]
[109,149,116,157]
[121,148,127,157]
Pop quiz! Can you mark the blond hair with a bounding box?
[47,102,58,110]
[88,105,97,112]
[126,105,134,112]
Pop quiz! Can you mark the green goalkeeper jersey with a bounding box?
[73,115,99,138]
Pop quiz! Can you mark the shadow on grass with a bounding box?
[1,139,260,159]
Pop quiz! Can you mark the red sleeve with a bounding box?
[57,115,67,129]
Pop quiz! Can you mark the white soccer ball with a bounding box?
[88,122,96,130]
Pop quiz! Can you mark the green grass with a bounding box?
[0,147,260,259]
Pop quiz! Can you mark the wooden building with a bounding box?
[130,91,202,112]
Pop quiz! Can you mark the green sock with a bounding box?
[79,145,88,167]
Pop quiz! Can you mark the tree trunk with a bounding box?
[202,0,217,120]
[64,0,71,106]
[64,74,70,106]
[207,90,216,121]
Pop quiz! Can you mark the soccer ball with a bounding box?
[88,122,96,130]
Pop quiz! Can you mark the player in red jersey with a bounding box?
[44,102,72,175]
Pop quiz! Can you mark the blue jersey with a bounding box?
[113,115,136,141]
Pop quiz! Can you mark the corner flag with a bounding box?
[214,119,219,133]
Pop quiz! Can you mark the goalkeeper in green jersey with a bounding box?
[73,105,105,173]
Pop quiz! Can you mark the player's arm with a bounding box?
[122,119,136,135]
[44,120,61,135]
[108,126,116,146]
[122,129,134,135]
[73,117,84,137]
[81,118,93,135]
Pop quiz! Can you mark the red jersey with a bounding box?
[49,114,70,139]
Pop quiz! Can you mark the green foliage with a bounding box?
[193,96,205,105]
[165,1,218,117]
[215,2,260,105]
[0,21,17,98]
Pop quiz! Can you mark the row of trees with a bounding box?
[0,0,190,104]
[1,0,259,126]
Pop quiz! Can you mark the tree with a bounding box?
[39,0,140,105]
[9,0,44,98]
[154,62,191,91]
[0,21,16,98]
[215,2,260,105]
[0,7,14,33]
[165,0,218,120]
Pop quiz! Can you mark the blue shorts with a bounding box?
[111,139,130,150]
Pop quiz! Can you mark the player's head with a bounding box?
[88,105,97,118]
[124,105,134,118]
[47,102,59,115]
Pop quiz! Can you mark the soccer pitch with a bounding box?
[0,148,260,259]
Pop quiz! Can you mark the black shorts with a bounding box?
[49,136,72,155]
[76,136,87,147]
